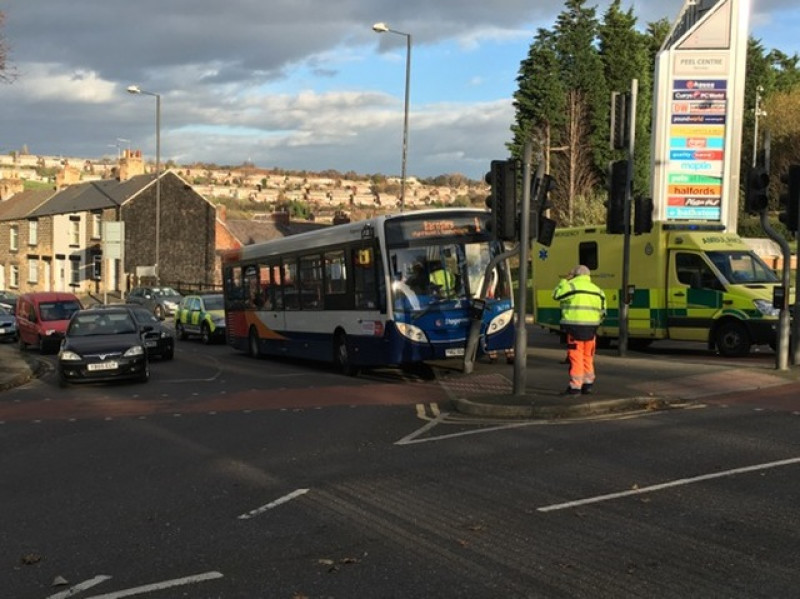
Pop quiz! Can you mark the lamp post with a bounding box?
[752,85,766,168]
[127,85,161,282]
[372,21,411,212]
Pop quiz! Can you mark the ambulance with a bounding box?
[531,222,784,356]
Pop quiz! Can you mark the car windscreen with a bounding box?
[69,312,138,336]
[40,300,82,321]
[204,296,224,310]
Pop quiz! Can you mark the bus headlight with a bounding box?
[395,322,428,343]
[486,309,514,335]
[754,299,779,317]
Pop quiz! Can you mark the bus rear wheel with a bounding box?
[248,327,262,358]
[334,332,358,377]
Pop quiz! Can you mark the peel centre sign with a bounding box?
[651,0,750,230]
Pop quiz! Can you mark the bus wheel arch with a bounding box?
[333,328,358,377]
[712,318,751,357]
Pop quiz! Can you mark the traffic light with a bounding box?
[744,167,770,214]
[606,160,627,234]
[484,159,517,241]
[530,173,556,245]
[778,164,800,232]
[634,195,653,234]
[611,92,631,150]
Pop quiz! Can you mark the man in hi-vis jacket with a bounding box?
[552,265,606,395]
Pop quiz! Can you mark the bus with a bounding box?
[221,209,515,374]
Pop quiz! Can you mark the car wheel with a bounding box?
[154,305,165,320]
[164,346,174,360]
[334,332,358,377]
[176,322,188,341]
[715,321,751,357]
[201,323,211,345]
[138,363,150,383]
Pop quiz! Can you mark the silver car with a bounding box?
[126,286,183,320]
[0,303,19,343]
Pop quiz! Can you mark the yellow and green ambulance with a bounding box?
[532,222,785,356]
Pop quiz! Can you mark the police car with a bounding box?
[174,293,226,344]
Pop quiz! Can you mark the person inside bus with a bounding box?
[429,261,457,297]
[405,260,429,294]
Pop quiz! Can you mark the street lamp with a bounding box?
[127,85,161,282]
[373,21,411,212]
[752,85,766,168]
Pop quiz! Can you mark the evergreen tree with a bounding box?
[599,0,652,199]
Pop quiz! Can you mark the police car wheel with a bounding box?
[201,323,211,345]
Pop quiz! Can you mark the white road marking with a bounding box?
[237,488,310,520]
[46,574,111,599]
[538,456,800,513]
[82,571,223,599]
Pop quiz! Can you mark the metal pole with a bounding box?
[155,93,161,284]
[513,142,533,395]
[400,33,411,213]
[752,86,762,169]
[619,79,638,356]
[760,211,790,370]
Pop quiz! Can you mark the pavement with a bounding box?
[2,327,798,419]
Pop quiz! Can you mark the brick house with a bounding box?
[0,158,216,297]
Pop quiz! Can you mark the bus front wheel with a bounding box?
[334,332,358,377]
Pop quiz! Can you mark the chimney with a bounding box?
[55,160,81,189]
[118,149,145,181]
[271,210,290,226]
[333,210,351,225]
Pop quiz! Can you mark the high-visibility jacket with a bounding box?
[430,268,455,290]
[552,274,606,327]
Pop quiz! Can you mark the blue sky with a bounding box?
[1,0,798,180]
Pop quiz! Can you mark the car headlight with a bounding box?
[45,329,58,336]
[124,345,145,357]
[486,309,514,335]
[754,299,779,317]
[59,350,82,361]
[165,301,177,309]
[395,322,428,343]
[160,330,171,339]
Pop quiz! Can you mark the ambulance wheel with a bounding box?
[715,321,751,357]
[201,323,212,345]
[628,338,653,351]
[596,336,612,349]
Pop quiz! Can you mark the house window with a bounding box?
[10,225,18,251]
[28,259,38,284]
[92,213,102,239]
[10,264,19,288]
[28,220,38,246]
[69,219,80,246]
[70,259,81,286]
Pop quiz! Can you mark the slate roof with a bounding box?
[224,218,329,246]
[29,173,155,217]
[0,189,56,221]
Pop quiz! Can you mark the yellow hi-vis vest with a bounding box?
[430,268,455,290]
[552,274,606,326]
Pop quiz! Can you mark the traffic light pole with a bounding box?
[512,140,534,396]
[760,211,790,371]
[619,79,637,357]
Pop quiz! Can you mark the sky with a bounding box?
[0,0,798,181]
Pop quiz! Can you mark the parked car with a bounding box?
[174,293,226,344]
[57,308,149,386]
[126,286,183,320]
[89,304,174,360]
[17,292,83,354]
[0,303,18,343]
[0,290,18,311]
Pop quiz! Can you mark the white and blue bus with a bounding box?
[221,209,515,374]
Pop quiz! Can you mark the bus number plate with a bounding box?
[445,348,465,357]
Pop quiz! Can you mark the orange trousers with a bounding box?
[566,334,596,391]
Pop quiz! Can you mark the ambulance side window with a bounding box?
[675,253,724,291]
[578,242,598,270]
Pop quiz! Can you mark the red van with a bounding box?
[16,292,83,354]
